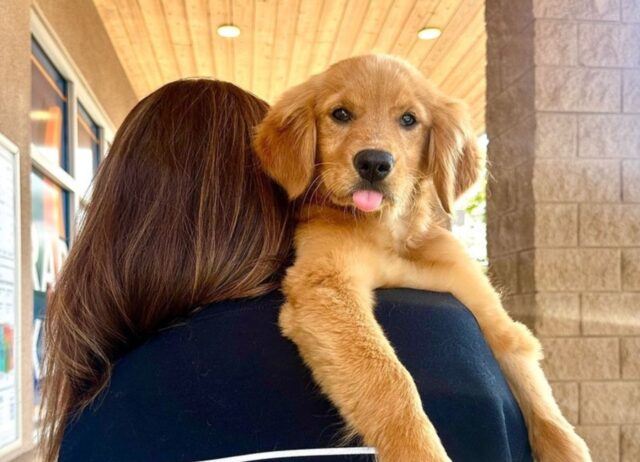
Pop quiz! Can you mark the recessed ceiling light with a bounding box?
[418,27,441,40]
[217,24,240,38]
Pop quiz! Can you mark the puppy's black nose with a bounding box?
[353,149,394,183]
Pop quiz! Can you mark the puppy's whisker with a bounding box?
[301,175,323,205]
[314,161,342,168]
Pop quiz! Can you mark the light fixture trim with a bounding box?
[217,24,241,38]
[418,27,442,40]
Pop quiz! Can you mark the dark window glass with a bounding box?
[30,171,70,402]
[30,39,68,171]
[76,104,101,196]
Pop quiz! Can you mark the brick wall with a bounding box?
[486,1,640,461]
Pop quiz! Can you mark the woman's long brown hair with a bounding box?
[40,80,294,461]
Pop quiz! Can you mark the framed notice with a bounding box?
[0,133,21,453]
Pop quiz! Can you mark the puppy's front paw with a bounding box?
[531,418,591,462]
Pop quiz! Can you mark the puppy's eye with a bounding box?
[400,113,417,128]
[331,107,352,123]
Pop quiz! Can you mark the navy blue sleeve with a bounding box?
[59,289,532,462]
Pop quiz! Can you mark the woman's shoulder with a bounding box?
[60,290,530,462]
[86,289,483,420]
[113,289,477,383]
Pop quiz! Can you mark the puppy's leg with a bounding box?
[399,227,591,462]
[282,253,451,462]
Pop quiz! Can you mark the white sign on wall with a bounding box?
[0,133,21,452]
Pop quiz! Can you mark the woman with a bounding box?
[41,80,531,462]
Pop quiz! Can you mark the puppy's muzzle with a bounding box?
[353,149,394,183]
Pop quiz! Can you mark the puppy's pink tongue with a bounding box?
[352,190,383,212]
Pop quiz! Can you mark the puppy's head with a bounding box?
[254,55,480,215]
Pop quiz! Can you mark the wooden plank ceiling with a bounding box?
[94,0,486,133]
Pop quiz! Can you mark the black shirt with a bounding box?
[60,289,532,462]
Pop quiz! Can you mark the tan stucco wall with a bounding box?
[0,1,136,460]
[0,1,34,460]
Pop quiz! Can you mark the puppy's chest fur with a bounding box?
[298,193,446,263]
[376,184,449,256]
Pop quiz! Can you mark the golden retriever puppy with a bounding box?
[254,55,590,462]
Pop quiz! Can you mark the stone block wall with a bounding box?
[486,1,640,460]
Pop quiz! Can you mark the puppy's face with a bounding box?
[313,59,430,213]
[254,55,480,216]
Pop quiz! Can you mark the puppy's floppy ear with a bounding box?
[425,94,481,214]
[253,79,317,199]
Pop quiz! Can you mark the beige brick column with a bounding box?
[486,1,640,461]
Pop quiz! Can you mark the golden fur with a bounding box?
[254,55,591,462]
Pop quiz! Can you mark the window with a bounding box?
[76,104,101,198]
[29,36,109,403]
[30,40,68,171]
[30,172,70,400]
